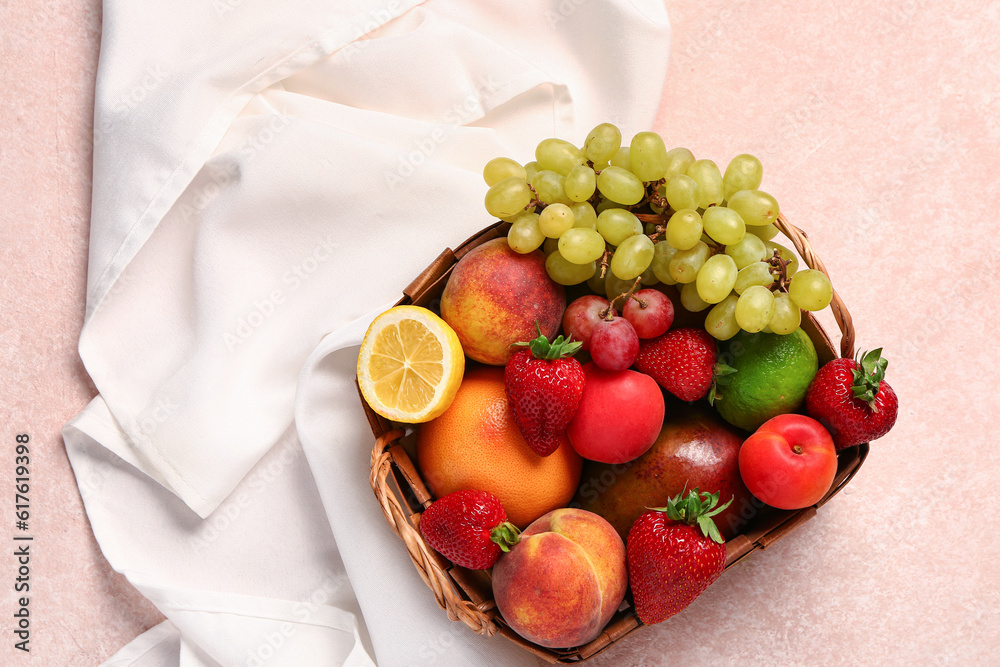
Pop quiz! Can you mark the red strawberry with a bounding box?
[419,490,521,570]
[627,489,731,625]
[505,328,585,456]
[806,348,898,450]
[633,328,732,402]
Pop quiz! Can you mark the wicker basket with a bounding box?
[361,215,869,663]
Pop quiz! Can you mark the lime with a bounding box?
[714,329,818,432]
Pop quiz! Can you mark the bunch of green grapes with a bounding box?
[481,123,834,339]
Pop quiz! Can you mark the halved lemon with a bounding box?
[357,305,465,423]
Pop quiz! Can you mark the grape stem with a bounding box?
[637,179,667,210]
[526,184,542,210]
[634,213,668,242]
[597,246,612,280]
[767,250,792,292]
[600,277,643,320]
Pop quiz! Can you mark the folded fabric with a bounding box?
[65,0,671,663]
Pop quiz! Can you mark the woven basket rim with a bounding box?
[362,216,867,663]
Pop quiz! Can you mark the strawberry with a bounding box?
[627,489,731,625]
[632,328,733,402]
[505,327,585,456]
[419,490,521,570]
[806,348,898,450]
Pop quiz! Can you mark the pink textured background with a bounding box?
[1,0,997,664]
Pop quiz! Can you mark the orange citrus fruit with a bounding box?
[416,365,582,528]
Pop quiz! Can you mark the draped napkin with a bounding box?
[64,1,671,663]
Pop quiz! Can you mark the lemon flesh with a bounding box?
[358,306,465,423]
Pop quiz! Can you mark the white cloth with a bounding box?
[64,1,671,664]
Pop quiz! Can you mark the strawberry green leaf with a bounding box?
[512,321,583,360]
[490,522,522,553]
[651,488,729,544]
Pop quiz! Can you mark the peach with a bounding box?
[491,508,626,649]
[440,238,565,365]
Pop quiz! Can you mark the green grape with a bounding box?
[558,228,606,264]
[725,234,767,269]
[587,269,608,295]
[686,159,725,208]
[596,208,642,246]
[595,198,628,214]
[727,189,780,226]
[538,203,575,238]
[735,285,775,333]
[638,264,659,285]
[769,292,801,334]
[702,206,746,245]
[748,223,779,241]
[734,261,776,294]
[483,157,526,186]
[604,271,636,302]
[584,123,622,164]
[571,201,598,229]
[610,234,655,280]
[668,241,710,284]
[523,160,540,183]
[723,154,763,200]
[609,147,631,170]
[705,294,740,340]
[596,166,645,205]
[542,237,560,256]
[664,147,695,179]
[484,177,531,218]
[763,240,799,276]
[788,269,833,311]
[536,138,585,175]
[665,209,703,251]
[643,222,659,236]
[696,254,738,304]
[564,164,597,202]
[630,132,669,182]
[531,170,571,205]
[546,251,596,285]
[664,175,700,212]
[499,205,535,223]
[507,213,544,254]
[680,282,712,312]
[651,241,679,284]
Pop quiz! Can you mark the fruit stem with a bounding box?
[606,277,642,316]
[598,247,612,279]
[768,250,792,292]
[490,521,522,553]
[792,445,804,455]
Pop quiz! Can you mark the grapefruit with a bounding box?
[416,365,582,528]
